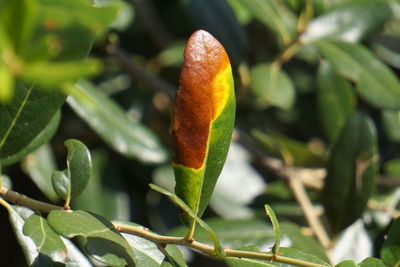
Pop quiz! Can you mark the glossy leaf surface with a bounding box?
[172,30,235,224]
[23,214,67,262]
[317,41,400,109]
[250,63,295,110]
[1,111,60,166]
[322,111,378,233]
[52,139,92,201]
[47,210,136,267]
[302,1,391,43]
[68,80,167,164]
[0,83,65,159]
[317,61,355,142]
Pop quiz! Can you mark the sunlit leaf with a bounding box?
[68,80,167,164]
[322,111,378,233]
[317,41,400,109]
[23,214,67,262]
[47,210,136,267]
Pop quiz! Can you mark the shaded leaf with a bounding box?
[22,144,58,201]
[317,41,400,109]
[52,139,92,202]
[71,150,129,220]
[186,0,246,64]
[68,79,167,164]
[47,210,136,267]
[240,0,296,46]
[322,111,378,233]
[250,63,295,111]
[0,83,65,159]
[61,236,93,267]
[382,110,400,143]
[372,35,400,69]
[302,1,392,43]
[381,218,400,267]
[317,61,355,142]
[252,129,327,167]
[94,0,134,31]
[359,257,387,267]
[23,214,67,262]
[1,110,60,166]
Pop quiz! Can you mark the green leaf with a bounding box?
[47,210,136,267]
[225,246,330,267]
[117,221,187,267]
[250,63,295,111]
[150,184,224,257]
[94,0,134,31]
[335,260,358,267]
[322,111,378,233]
[0,0,38,54]
[21,144,59,201]
[239,0,296,46]
[7,206,38,265]
[359,257,388,267]
[23,214,67,262]
[317,61,355,142]
[21,59,102,89]
[382,110,400,143]
[316,41,400,109]
[302,1,392,43]
[264,205,280,254]
[381,218,400,267]
[252,129,327,167]
[373,35,400,69]
[0,83,65,159]
[67,80,167,164]
[1,110,60,166]
[186,0,246,64]
[52,139,92,202]
[280,222,329,263]
[0,63,14,102]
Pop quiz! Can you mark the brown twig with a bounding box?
[0,186,329,267]
[105,43,176,99]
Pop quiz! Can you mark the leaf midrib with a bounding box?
[0,85,34,150]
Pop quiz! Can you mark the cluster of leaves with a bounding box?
[1,0,400,266]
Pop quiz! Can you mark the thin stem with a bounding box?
[185,221,196,241]
[287,175,331,249]
[0,187,63,213]
[114,223,329,267]
[0,187,330,267]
